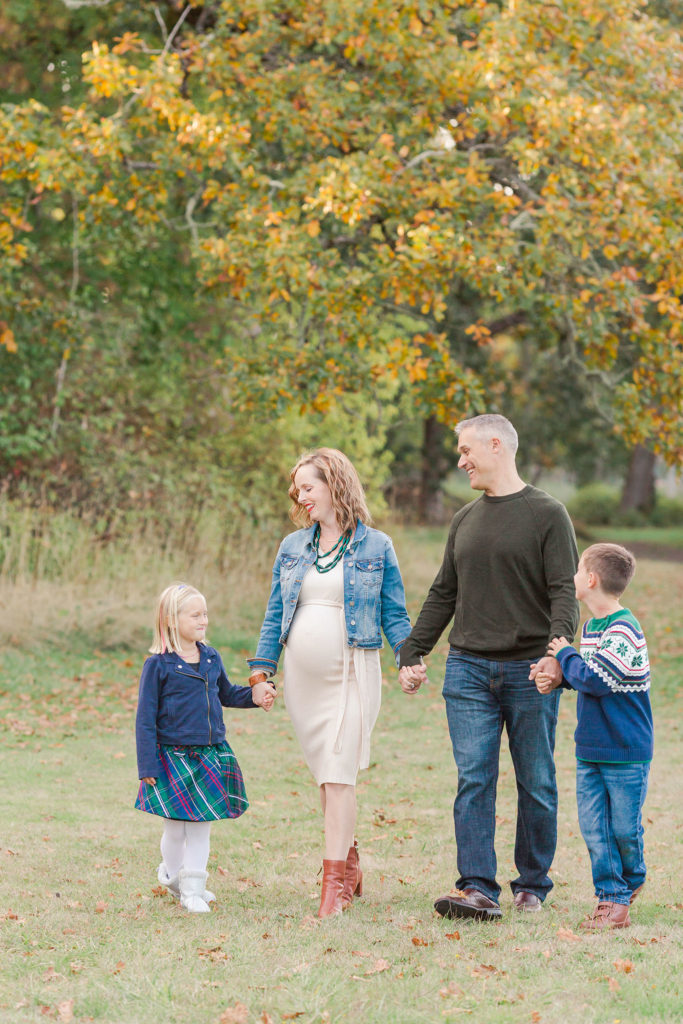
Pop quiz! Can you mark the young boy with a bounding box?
[536,543,653,930]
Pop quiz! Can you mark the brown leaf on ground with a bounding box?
[282,1015,305,1021]
[43,966,62,983]
[411,936,429,946]
[557,926,582,942]
[259,1014,274,1024]
[531,1012,542,1023]
[614,958,634,973]
[199,946,231,963]
[364,959,391,976]
[112,961,125,974]
[439,981,465,999]
[608,977,620,992]
[94,901,108,913]
[470,964,500,978]
[445,931,461,940]
[218,1004,249,1024]
[151,886,167,897]
[57,1000,74,1023]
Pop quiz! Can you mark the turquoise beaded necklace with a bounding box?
[312,523,351,573]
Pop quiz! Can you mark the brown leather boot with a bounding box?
[341,841,363,910]
[318,859,346,918]
[580,900,631,931]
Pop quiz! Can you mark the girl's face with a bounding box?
[175,594,208,649]
[294,464,335,527]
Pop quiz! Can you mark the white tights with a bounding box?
[160,819,211,875]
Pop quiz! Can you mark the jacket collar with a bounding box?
[302,520,366,550]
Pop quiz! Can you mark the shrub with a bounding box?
[567,484,620,525]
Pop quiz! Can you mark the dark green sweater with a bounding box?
[400,485,579,664]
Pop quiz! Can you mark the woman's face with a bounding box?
[294,464,335,526]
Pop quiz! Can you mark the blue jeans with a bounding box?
[576,760,649,904]
[443,648,560,902]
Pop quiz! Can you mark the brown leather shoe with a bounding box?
[513,890,542,912]
[434,888,502,921]
[341,841,363,910]
[629,883,644,905]
[318,859,346,918]
[580,900,631,931]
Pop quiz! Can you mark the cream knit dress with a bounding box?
[283,559,382,786]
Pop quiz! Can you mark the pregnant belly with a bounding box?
[285,602,345,680]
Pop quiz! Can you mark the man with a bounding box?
[399,414,579,920]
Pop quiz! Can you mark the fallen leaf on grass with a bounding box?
[608,977,620,992]
[43,966,63,983]
[439,982,465,999]
[411,937,429,947]
[199,946,231,963]
[69,962,84,975]
[94,901,108,914]
[470,964,501,978]
[614,958,634,973]
[557,927,582,942]
[112,961,125,974]
[151,886,167,897]
[218,1003,249,1024]
[113,752,125,759]
[445,931,461,941]
[282,1015,305,1021]
[531,1013,542,1023]
[57,1000,74,1023]
[366,958,391,975]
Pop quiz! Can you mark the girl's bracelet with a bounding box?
[249,671,269,687]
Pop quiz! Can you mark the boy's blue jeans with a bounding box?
[443,648,560,903]
[576,760,649,905]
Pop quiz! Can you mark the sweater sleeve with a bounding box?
[399,518,459,667]
[541,504,579,643]
[555,645,614,697]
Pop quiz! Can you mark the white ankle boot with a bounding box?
[179,869,211,913]
[158,862,215,903]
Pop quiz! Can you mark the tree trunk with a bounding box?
[620,445,656,514]
[418,415,446,524]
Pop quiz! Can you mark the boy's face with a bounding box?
[574,557,593,602]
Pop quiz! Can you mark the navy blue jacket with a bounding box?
[135,643,256,779]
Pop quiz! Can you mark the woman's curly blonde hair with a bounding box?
[288,448,371,535]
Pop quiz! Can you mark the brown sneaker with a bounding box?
[513,890,542,912]
[580,900,631,931]
[434,888,502,921]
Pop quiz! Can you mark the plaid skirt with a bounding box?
[135,741,248,821]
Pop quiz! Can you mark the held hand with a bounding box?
[529,655,563,689]
[547,636,571,658]
[142,777,156,785]
[534,672,555,695]
[252,680,277,711]
[399,664,426,695]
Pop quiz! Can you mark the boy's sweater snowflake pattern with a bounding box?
[580,617,650,693]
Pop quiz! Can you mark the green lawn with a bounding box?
[1,527,681,1024]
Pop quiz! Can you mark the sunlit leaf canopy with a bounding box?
[0,0,681,511]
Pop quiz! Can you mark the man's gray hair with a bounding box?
[455,414,519,454]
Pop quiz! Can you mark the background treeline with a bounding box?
[1,0,682,542]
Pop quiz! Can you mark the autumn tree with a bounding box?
[1,0,681,518]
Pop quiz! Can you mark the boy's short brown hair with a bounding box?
[582,543,636,597]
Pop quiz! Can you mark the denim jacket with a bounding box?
[247,521,411,676]
[135,644,255,779]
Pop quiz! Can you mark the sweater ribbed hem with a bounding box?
[575,744,653,762]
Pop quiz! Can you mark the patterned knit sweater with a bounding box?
[555,608,653,762]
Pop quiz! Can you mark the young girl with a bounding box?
[135,582,275,913]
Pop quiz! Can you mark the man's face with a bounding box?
[457,428,497,491]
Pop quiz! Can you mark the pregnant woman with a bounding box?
[248,448,412,917]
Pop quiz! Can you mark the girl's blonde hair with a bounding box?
[288,448,371,534]
[150,582,206,654]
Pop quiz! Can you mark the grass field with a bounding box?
[1,526,682,1024]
